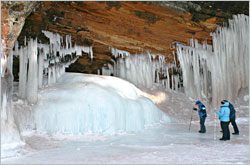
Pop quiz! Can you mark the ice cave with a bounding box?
[1,1,249,164]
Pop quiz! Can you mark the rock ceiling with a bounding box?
[1,1,249,74]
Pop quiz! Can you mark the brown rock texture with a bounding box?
[18,2,213,54]
[1,1,39,57]
[3,1,248,74]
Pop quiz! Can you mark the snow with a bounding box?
[2,124,249,164]
[1,73,249,164]
[34,73,170,135]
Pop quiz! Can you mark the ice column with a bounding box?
[27,38,38,104]
[1,40,24,158]
[209,14,249,105]
[38,49,44,88]
[109,47,179,89]
[177,40,215,101]
[18,47,28,99]
[177,14,249,106]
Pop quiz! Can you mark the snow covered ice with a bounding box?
[34,73,170,135]
[2,75,249,164]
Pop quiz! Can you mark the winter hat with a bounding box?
[195,100,201,105]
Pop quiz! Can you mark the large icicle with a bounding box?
[38,49,44,88]
[1,40,24,159]
[209,14,249,105]
[13,31,93,102]
[26,38,38,104]
[18,47,28,99]
[108,48,179,90]
[176,14,249,106]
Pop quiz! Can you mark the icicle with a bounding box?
[24,36,26,46]
[19,47,28,99]
[171,74,174,90]
[173,51,176,66]
[90,46,93,59]
[177,14,249,106]
[38,50,44,88]
[7,50,13,75]
[174,75,179,91]
[14,41,19,56]
[66,35,69,50]
[108,47,180,89]
[27,38,38,104]
[166,67,170,89]
[48,67,51,86]
[156,70,159,83]
[102,66,110,76]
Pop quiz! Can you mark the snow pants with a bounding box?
[221,121,230,140]
[199,117,206,133]
[230,118,239,134]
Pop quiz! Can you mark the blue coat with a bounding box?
[216,102,230,122]
[197,102,207,119]
[229,102,236,119]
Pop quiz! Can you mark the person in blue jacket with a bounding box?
[194,100,207,133]
[216,101,230,140]
[223,100,239,135]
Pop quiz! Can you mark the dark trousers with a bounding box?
[200,117,206,133]
[230,118,239,133]
[221,121,230,140]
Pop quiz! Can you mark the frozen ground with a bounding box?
[2,123,249,164]
[2,73,249,164]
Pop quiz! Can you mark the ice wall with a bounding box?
[1,31,93,157]
[1,40,24,158]
[12,31,93,104]
[35,73,170,135]
[209,14,249,105]
[107,48,179,90]
[177,14,249,106]
[176,40,212,100]
[1,75,24,158]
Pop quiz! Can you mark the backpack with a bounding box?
[229,103,236,118]
[200,105,207,118]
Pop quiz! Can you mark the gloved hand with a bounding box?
[193,107,197,111]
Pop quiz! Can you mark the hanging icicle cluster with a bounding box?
[12,31,93,104]
[177,14,249,106]
[102,47,180,90]
[176,39,213,101]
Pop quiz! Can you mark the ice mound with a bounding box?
[34,73,170,135]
